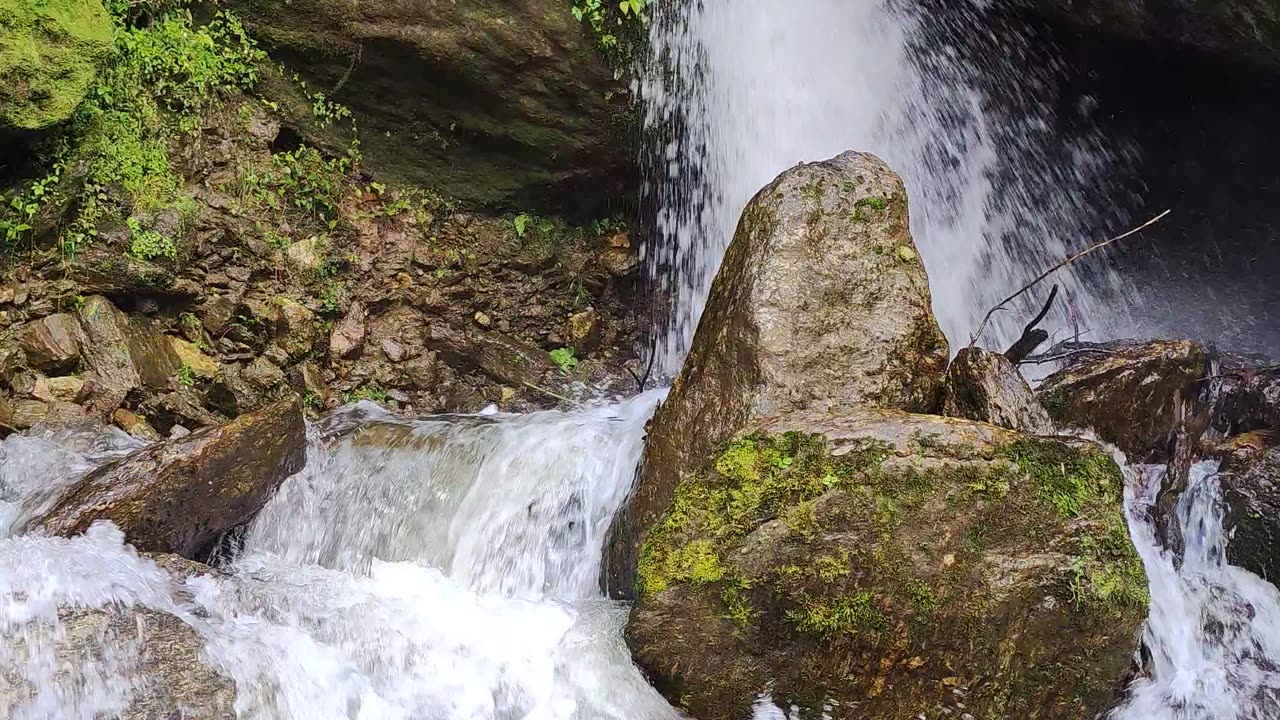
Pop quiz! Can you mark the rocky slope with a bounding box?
[0,1,644,439]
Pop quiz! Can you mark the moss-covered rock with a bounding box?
[0,0,115,130]
[609,151,948,597]
[627,409,1146,720]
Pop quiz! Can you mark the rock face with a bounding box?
[225,0,629,212]
[628,409,1146,720]
[612,151,948,595]
[1037,340,1209,461]
[0,0,115,130]
[941,346,1054,433]
[28,397,307,558]
[1213,436,1280,584]
[1018,0,1280,71]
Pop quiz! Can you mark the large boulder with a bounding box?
[941,346,1054,433]
[225,0,630,212]
[627,409,1146,720]
[1037,340,1210,461]
[27,396,307,558]
[610,151,948,596]
[73,295,184,415]
[1017,0,1280,71]
[0,0,115,130]
[1210,434,1280,585]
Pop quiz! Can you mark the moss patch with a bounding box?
[0,0,115,130]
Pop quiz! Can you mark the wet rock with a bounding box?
[227,0,626,211]
[1208,359,1280,436]
[600,232,640,276]
[74,296,181,414]
[285,235,325,273]
[29,397,307,558]
[20,313,80,373]
[613,152,948,596]
[137,388,225,432]
[627,408,1145,720]
[1215,437,1280,586]
[2,398,87,429]
[198,293,240,336]
[425,323,555,389]
[32,375,88,404]
[113,407,163,441]
[1037,340,1210,461]
[329,301,367,359]
[65,242,182,298]
[941,347,1054,433]
[0,603,236,720]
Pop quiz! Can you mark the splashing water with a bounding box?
[639,0,1132,375]
[1113,462,1280,719]
[0,393,681,720]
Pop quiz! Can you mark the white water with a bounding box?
[640,0,1132,375]
[0,395,682,720]
[1112,462,1280,719]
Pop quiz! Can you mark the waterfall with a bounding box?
[640,0,1132,376]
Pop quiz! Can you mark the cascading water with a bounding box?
[639,0,1133,376]
[0,395,680,720]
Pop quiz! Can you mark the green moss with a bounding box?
[997,438,1122,519]
[0,0,115,129]
[905,579,939,616]
[786,592,886,640]
[1040,387,1067,418]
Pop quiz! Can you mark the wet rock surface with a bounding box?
[941,346,1054,433]
[27,397,307,558]
[612,152,948,597]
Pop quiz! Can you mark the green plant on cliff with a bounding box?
[569,0,648,51]
[549,347,579,373]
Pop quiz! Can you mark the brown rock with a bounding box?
[198,293,240,336]
[74,296,181,414]
[28,397,307,558]
[1037,340,1209,461]
[612,151,949,596]
[113,408,163,442]
[32,375,88,404]
[20,313,80,373]
[941,347,1054,433]
[561,307,603,355]
[424,322,555,388]
[243,357,286,393]
[274,298,317,360]
[169,338,219,379]
[330,302,368,359]
[207,365,264,416]
[627,408,1145,720]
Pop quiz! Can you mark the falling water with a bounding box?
[1112,462,1280,720]
[639,0,1133,375]
[0,395,681,720]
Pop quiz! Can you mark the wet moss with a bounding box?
[1,0,115,130]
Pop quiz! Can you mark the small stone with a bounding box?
[473,311,492,327]
[600,246,640,276]
[35,376,87,404]
[274,298,317,360]
[386,388,409,403]
[0,286,15,304]
[11,371,39,398]
[561,308,603,355]
[169,338,219,379]
[13,289,28,306]
[225,266,252,283]
[198,294,239,336]
[243,357,285,392]
[20,313,81,373]
[113,408,162,442]
[286,236,325,273]
[499,386,517,404]
[169,424,191,439]
[380,338,405,362]
[329,302,368,360]
[8,399,48,429]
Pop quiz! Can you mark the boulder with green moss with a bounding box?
[627,408,1147,720]
[0,0,115,130]
[609,151,948,596]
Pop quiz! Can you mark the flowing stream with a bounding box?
[0,1,1278,719]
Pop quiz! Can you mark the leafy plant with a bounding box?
[570,0,648,49]
[127,217,176,260]
[514,212,533,238]
[549,347,579,373]
[176,362,196,387]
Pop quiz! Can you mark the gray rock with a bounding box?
[941,347,1054,433]
[330,302,368,359]
[243,357,286,393]
[612,151,949,597]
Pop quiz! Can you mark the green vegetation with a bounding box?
[175,361,195,387]
[0,0,116,130]
[549,347,579,373]
[569,0,648,50]
[343,385,388,404]
[785,592,885,640]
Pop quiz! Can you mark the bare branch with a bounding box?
[969,210,1172,348]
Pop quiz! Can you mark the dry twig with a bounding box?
[969,210,1172,348]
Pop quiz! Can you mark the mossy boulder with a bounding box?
[0,0,115,130]
[609,151,948,597]
[223,0,629,213]
[627,409,1146,720]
